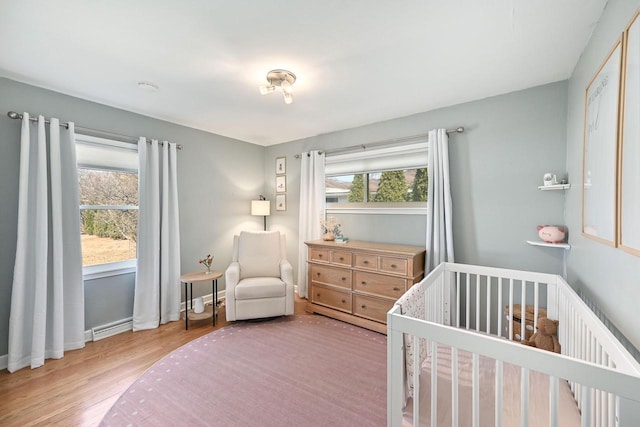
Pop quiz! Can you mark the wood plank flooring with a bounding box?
[0,298,310,426]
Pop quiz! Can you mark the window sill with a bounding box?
[327,206,427,215]
[83,260,136,281]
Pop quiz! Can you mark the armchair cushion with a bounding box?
[234,277,286,300]
[237,231,281,279]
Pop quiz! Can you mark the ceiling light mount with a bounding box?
[260,69,296,104]
[137,81,159,92]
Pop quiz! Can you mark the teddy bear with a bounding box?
[523,317,561,353]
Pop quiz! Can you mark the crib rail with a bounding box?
[388,262,640,427]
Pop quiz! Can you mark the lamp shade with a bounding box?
[251,200,271,216]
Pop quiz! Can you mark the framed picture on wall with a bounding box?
[620,11,640,256]
[276,175,286,193]
[582,37,622,247]
[276,157,286,175]
[276,194,286,211]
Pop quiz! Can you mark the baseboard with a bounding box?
[1,291,228,369]
[83,290,225,341]
[90,318,134,341]
[181,290,225,312]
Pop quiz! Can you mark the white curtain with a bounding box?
[426,128,454,272]
[133,138,181,330]
[8,114,85,373]
[297,150,326,298]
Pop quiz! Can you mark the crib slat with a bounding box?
[521,367,530,427]
[476,274,481,331]
[520,281,526,342]
[508,279,514,341]
[456,272,461,328]
[581,385,591,427]
[473,352,479,427]
[452,347,459,427]
[486,276,492,334]
[497,278,503,338]
[534,282,539,332]
[495,360,503,427]
[550,375,559,427]
[430,341,437,427]
[466,273,470,330]
[413,335,420,426]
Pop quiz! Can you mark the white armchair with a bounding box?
[225,230,294,321]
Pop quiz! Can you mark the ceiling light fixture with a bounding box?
[259,69,296,104]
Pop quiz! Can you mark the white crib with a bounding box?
[387,262,640,427]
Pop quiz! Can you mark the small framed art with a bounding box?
[276,157,286,175]
[276,175,286,193]
[276,194,286,211]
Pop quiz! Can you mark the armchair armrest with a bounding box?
[281,259,295,315]
[280,259,294,287]
[225,262,240,321]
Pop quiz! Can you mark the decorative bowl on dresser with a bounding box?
[305,240,426,334]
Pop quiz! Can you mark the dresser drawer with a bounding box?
[310,248,330,263]
[379,256,408,276]
[353,271,407,299]
[311,284,352,313]
[353,294,395,323]
[331,250,352,267]
[310,264,352,289]
[353,253,377,270]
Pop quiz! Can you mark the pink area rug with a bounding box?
[100,316,387,426]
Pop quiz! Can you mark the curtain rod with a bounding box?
[293,126,464,159]
[6,111,183,150]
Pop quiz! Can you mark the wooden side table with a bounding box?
[180,270,223,330]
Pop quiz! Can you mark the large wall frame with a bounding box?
[582,37,623,247]
[619,9,640,256]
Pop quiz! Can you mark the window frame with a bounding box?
[76,134,139,279]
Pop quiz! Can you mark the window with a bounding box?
[79,169,138,266]
[76,135,138,272]
[324,141,428,211]
[326,169,428,204]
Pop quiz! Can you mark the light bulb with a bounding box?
[281,79,293,94]
[260,84,276,95]
[283,91,293,104]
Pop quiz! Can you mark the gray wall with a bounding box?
[265,81,569,285]
[0,77,266,356]
[565,0,640,352]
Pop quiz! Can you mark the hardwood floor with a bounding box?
[0,298,310,426]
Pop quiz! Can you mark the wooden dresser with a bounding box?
[305,240,425,334]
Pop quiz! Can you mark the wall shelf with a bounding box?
[538,183,571,191]
[526,240,571,250]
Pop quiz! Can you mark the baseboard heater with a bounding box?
[91,317,133,341]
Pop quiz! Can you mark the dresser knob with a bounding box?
[361,305,366,309]
[316,293,320,297]
[341,277,346,281]
[393,287,399,291]
[317,272,321,276]
[361,281,366,285]
[341,299,346,304]
[318,254,323,258]
[339,257,344,261]
[391,264,397,268]
[363,260,369,264]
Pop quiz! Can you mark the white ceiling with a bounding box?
[0,1,607,146]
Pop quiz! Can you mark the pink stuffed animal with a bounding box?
[537,225,566,244]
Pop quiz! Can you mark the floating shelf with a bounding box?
[538,184,571,191]
[526,240,571,250]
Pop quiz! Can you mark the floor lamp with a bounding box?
[251,195,271,231]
